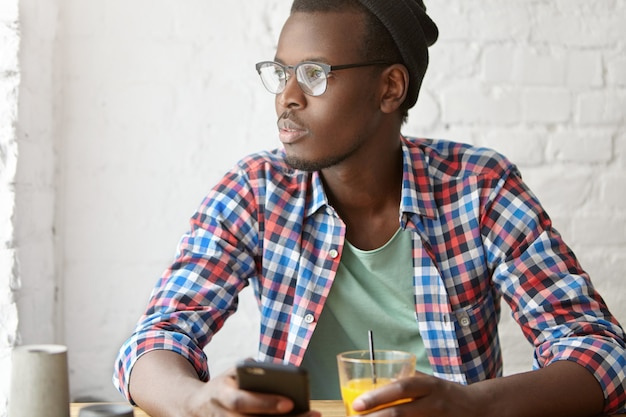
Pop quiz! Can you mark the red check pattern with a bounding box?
[113,137,625,414]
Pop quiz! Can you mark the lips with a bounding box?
[277,114,308,144]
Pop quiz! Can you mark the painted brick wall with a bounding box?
[4,0,625,409]
[1,0,60,414]
[0,0,20,413]
[1,0,61,413]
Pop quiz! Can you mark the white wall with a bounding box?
[1,0,61,413]
[0,0,20,411]
[57,0,288,402]
[2,0,625,411]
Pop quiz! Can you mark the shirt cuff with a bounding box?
[537,336,626,414]
[113,329,210,404]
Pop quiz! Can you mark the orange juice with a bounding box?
[340,378,411,415]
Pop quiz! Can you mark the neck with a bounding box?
[321,134,404,250]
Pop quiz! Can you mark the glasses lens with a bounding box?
[296,63,327,96]
[257,62,286,94]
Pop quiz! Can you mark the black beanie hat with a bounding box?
[356,0,438,109]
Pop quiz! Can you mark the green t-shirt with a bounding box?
[301,228,432,399]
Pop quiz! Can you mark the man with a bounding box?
[113,1,626,416]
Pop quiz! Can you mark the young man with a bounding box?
[113,1,626,416]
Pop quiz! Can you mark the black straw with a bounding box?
[368,330,377,384]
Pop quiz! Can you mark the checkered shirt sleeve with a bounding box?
[112,150,343,402]
[413,139,625,414]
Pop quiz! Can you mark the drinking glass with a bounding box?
[337,350,416,416]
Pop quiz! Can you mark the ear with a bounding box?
[379,64,409,114]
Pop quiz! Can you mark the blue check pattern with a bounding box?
[113,137,626,413]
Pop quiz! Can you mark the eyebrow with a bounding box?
[273,56,331,65]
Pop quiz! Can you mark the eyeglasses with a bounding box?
[255,60,391,97]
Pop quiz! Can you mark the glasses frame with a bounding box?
[255,60,392,96]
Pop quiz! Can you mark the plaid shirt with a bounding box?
[114,137,626,413]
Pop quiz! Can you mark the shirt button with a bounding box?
[329,249,339,259]
[304,314,315,324]
[456,312,471,328]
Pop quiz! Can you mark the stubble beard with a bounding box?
[283,138,363,172]
[284,154,346,172]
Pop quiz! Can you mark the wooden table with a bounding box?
[71,402,626,417]
[71,401,346,417]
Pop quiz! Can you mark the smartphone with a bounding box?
[236,359,310,415]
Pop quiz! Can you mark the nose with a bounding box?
[277,70,306,110]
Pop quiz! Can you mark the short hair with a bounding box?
[290,0,409,120]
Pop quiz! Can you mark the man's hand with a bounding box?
[184,368,320,417]
[351,373,480,417]
[129,350,321,417]
[350,362,604,417]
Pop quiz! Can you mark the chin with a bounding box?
[284,149,352,172]
[284,155,325,172]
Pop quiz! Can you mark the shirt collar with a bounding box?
[306,170,329,217]
[400,136,438,219]
[302,137,438,220]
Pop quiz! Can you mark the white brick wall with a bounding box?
[1,0,60,415]
[3,0,625,410]
[0,0,20,412]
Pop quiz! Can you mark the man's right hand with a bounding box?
[129,350,320,417]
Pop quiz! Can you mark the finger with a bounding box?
[352,376,432,413]
[217,389,295,415]
[352,400,416,417]
[196,372,293,416]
